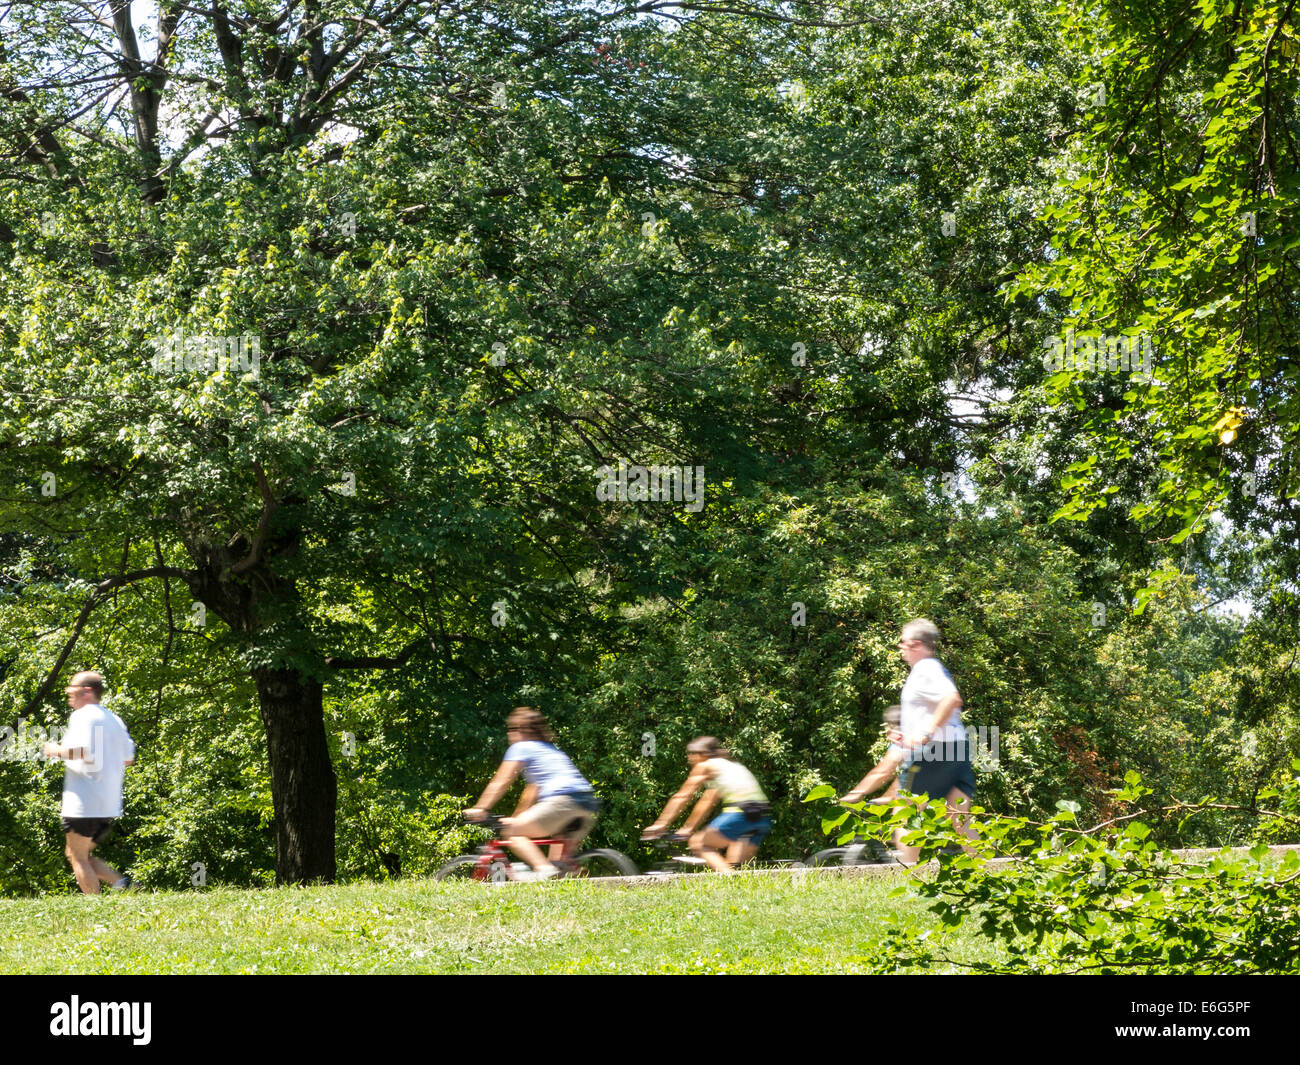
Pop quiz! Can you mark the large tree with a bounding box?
[7,0,1240,888]
[2,0,925,882]
[0,0,729,882]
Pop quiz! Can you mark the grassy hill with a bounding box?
[0,870,1005,974]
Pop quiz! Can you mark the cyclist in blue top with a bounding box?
[465,706,599,881]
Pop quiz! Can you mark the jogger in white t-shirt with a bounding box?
[42,671,135,894]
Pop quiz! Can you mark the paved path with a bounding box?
[573,842,1300,888]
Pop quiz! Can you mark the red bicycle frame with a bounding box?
[469,833,581,880]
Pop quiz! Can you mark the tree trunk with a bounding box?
[253,666,337,885]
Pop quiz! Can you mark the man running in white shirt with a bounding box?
[42,671,135,894]
[891,619,976,863]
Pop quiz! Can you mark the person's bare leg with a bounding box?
[64,833,100,894]
[869,780,900,811]
[725,838,758,868]
[849,753,904,802]
[504,835,558,874]
[551,822,591,868]
[90,855,121,886]
[690,828,735,872]
[844,762,889,803]
[564,819,594,864]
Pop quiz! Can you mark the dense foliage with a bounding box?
[0,0,1296,895]
[809,762,1300,973]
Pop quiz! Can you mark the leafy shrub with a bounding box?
[807,761,1300,973]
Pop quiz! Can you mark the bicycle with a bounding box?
[807,804,904,867]
[435,812,639,882]
[808,800,972,867]
[806,836,901,867]
[639,828,788,874]
[641,832,709,877]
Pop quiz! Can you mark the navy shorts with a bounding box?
[709,810,772,846]
[898,741,976,800]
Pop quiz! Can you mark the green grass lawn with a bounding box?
[0,869,1007,974]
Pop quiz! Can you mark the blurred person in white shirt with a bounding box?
[43,671,135,894]
[890,620,976,863]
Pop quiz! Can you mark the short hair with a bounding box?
[506,706,553,743]
[70,671,104,698]
[882,704,902,728]
[900,618,940,650]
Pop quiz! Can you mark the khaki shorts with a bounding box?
[511,794,596,844]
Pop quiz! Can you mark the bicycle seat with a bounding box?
[562,816,585,836]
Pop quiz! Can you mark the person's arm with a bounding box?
[512,782,538,817]
[43,723,85,764]
[644,761,712,835]
[905,691,962,748]
[466,760,523,818]
[679,788,720,835]
[842,747,904,803]
[42,742,86,761]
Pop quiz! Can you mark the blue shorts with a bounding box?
[709,810,772,846]
[899,741,976,800]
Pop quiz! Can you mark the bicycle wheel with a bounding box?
[844,839,896,865]
[806,847,849,868]
[570,848,639,878]
[435,855,511,882]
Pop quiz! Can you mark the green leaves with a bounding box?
[1053,799,1080,821]
[821,810,851,835]
[1021,0,1300,601]
[822,766,1300,973]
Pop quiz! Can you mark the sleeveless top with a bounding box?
[704,757,767,810]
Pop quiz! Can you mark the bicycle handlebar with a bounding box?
[642,832,688,845]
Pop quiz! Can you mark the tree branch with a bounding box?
[18,565,194,717]
[230,462,278,574]
[325,635,437,670]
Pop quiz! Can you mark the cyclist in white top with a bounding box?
[642,736,772,872]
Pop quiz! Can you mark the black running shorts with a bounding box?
[61,817,115,845]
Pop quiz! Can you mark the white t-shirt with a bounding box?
[900,657,965,747]
[61,703,134,818]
